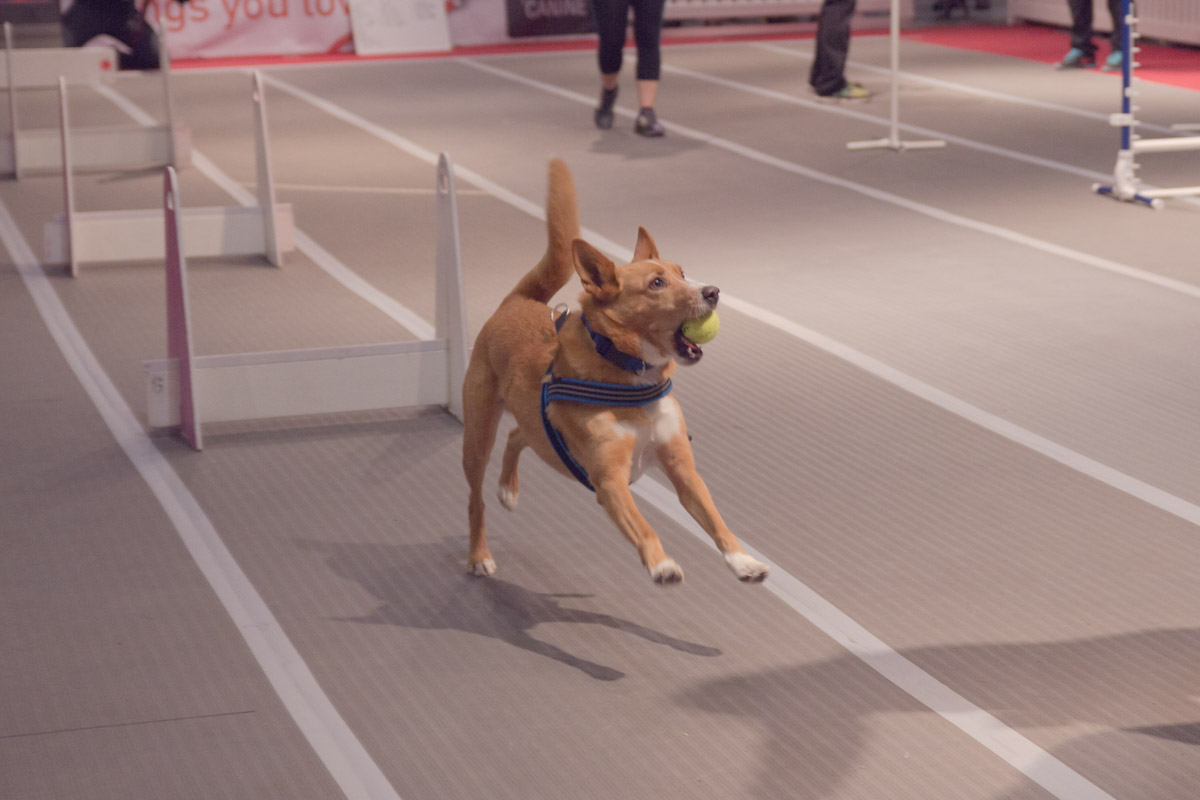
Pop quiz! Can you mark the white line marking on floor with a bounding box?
[752,41,1190,137]
[460,57,1200,302]
[658,60,1109,183]
[718,293,1200,526]
[747,40,1200,208]
[629,478,1116,800]
[126,72,1149,800]
[263,182,488,196]
[0,205,404,800]
[250,73,567,224]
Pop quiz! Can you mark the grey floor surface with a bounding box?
[2,31,1199,800]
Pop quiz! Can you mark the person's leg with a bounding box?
[637,80,658,110]
[631,0,666,135]
[1067,0,1096,56]
[592,0,629,77]
[591,0,629,128]
[809,0,857,96]
[631,0,665,82]
[1106,0,1124,52]
[1099,0,1125,69]
[61,1,107,48]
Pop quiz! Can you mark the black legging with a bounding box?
[61,0,160,70]
[592,0,666,81]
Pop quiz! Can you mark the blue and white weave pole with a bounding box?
[1092,0,1161,208]
[1091,0,1200,207]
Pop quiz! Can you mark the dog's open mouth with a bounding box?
[674,326,703,363]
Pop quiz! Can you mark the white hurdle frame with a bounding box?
[44,70,290,277]
[0,21,117,88]
[1,22,189,177]
[847,0,945,152]
[1093,0,1200,208]
[142,155,469,450]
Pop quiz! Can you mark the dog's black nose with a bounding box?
[702,285,720,306]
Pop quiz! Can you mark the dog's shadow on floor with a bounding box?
[298,538,721,681]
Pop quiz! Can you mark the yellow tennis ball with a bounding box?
[681,310,719,344]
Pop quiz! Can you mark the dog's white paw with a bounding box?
[470,558,497,577]
[725,552,769,583]
[497,486,518,511]
[649,558,684,587]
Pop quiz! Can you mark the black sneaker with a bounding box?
[634,107,664,137]
[594,87,617,130]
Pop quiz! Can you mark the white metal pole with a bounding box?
[846,0,945,152]
[888,0,900,147]
[58,77,79,277]
[157,23,177,168]
[5,22,19,178]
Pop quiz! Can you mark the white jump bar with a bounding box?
[0,124,190,174]
[143,340,450,427]
[0,46,117,88]
[1132,135,1200,154]
[1140,185,1200,198]
[43,203,294,265]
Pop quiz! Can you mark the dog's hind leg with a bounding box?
[497,427,525,511]
[462,365,504,577]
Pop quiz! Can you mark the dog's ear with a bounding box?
[633,226,659,261]
[573,239,619,304]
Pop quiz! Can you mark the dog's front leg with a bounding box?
[588,446,684,586]
[656,436,769,584]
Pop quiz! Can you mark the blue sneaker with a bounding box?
[1056,48,1095,69]
[1103,50,1124,71]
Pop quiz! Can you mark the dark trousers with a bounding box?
[61,0,160,70]
[1069,0,1123,56]
[809,0,856,96]
[592,0,666,81]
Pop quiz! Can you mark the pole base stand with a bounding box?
[1093,183,1164,210]
[847,137,947,152]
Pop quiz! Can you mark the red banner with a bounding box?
[145,0,354,59]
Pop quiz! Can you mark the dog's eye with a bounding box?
[649,276,667,290]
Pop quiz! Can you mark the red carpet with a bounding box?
[174,22,1200,93]
[904,23,1200,91]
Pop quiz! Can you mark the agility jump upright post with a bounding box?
[1093,0,1200,208]
[847,0,945,152]
[143,154,469,450]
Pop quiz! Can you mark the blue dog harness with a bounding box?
[541,310,672,491]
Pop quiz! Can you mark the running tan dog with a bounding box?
[461,159,768,587]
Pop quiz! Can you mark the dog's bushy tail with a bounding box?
[509,158,580,304]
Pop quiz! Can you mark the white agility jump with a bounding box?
[142,155,469,450]
[0,23,189,177]
[44,70,289,277]
[1093,0,1200,208]
[0,22,117,88]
